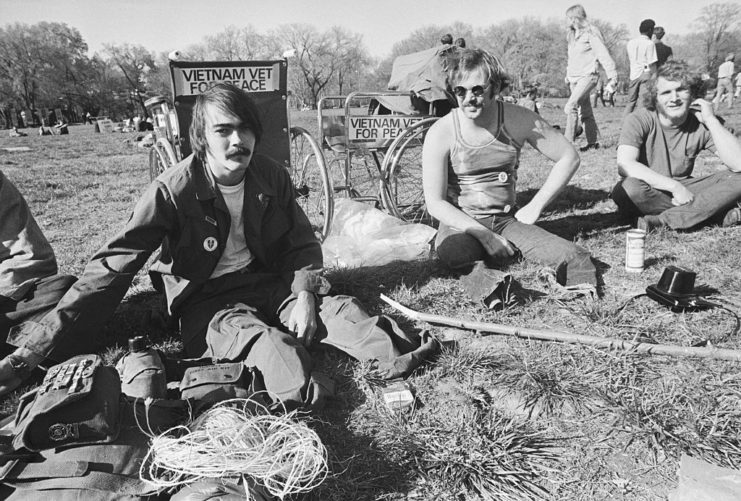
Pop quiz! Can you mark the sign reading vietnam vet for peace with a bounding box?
[348,116,425,143]
[172,64,281,96]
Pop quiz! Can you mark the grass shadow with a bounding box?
[519,186,613,213]
[538,211,628,240]
[326,259,445,304]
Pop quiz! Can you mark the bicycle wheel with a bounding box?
[149,138,177,181]
[290,126,333,241]
[381,117,438,225]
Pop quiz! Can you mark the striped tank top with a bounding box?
[447,101,520,218]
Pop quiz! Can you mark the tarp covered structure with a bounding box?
[387,45,453,103]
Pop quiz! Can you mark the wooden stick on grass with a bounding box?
[380,294,741,362]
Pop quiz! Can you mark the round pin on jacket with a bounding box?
[203,237,218,251]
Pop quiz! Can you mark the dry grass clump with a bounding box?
[434,342,515,381]
[489,347,604,418]
[371,406,560,501]
[600,357,741,468]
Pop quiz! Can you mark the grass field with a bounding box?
[1,97,740,500]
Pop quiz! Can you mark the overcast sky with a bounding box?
[1,0,708,59]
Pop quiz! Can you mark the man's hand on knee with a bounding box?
[468,227,516,261]
[288,291,318,347]
[671,183,694,206]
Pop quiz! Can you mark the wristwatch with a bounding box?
[7,355,33,380]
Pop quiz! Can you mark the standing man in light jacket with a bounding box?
[624,19,658,116]
[564,4,618,152]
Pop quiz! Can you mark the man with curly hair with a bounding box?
[611,60,741,231]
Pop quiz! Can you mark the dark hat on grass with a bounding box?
[655,266,696,298]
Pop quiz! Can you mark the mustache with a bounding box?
[226,147,251,158]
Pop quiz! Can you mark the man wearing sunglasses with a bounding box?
[612,60,741,231]
[423,48,597,305]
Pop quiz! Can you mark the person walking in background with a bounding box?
[714,53,735,109]
[653,26,673,67]
[564,4,618,152]
[624,19,658,116]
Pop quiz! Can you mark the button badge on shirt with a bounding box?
[498,172,508,183]
[203,237,218,252]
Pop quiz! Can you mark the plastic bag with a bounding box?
[322,199,436,268]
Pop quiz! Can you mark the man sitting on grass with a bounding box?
[611,60,741,231]
[0,171,76,394]
[1,84,432,405]
[422,48,597,304]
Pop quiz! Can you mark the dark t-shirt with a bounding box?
[654,41,673,67]
[619,108,715,179]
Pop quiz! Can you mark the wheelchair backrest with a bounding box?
[169,60,290,167]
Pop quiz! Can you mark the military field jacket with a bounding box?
[13,154,325,358]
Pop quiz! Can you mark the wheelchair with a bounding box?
[145,59,332,240]
[316,44,457,225]
[317,92,440,225]
[146,47,452,239]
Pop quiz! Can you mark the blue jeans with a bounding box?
[624,72,651,116]
[611,172,741,229]
[435,215,597,286]
[565,74,599,145]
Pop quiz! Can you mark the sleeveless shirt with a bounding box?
[447,101,520,218]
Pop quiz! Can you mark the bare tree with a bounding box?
[277,24,336,108]
[0,22,88,111]
[330,26,371,95]
[695,2,741,71]
[103,44,156,116]
[479,18,568,92]
[197,25,271,61]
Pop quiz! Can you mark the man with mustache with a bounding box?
[2,84,431,406]
[611,60,741,231]
[422,48,597,304]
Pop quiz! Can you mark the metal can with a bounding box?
[625,229,647,272]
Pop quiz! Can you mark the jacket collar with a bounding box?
[187,154,277,201]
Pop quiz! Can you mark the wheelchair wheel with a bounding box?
[149,138,178,181]
[381,117,438,225]
[290,126,333,241]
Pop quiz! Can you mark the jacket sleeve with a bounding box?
[270,165,330,296]
[591,28,618,81]
[0,171,58,295]
[8,181,178,358]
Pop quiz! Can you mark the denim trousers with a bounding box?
[624,72,651,116]
[178,271,426,407]
[565,74,599,145]
[611,172,741,229]
[435,215,597,286]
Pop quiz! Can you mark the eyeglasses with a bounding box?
[452,84,491,99]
